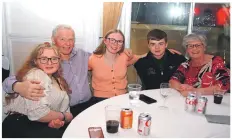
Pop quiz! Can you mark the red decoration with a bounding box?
[216,7,230,26]
[194,7,200,16]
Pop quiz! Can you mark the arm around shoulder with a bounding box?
[2,75,17,94]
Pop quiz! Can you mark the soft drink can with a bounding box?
[137,113,151,136]
[185,93,197,112]
[196,96,207,114]
[120,108,133,129]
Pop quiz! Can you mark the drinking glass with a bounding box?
[213,89,226,104]
[105,105,120,134]
[159,83,172,109]
[128,83,142,106]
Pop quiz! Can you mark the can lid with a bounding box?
[139,113,151,119]
[122,108,132,111]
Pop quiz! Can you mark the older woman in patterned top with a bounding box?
[2,43,73,138]
[169,33,230,97]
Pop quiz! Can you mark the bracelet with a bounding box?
[61,112,66,122]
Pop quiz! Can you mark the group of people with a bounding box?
[2,24,230,138]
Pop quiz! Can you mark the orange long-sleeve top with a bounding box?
[88,52,139,98]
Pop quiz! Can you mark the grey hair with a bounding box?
[52,24,75,37]
[182,33,207,48]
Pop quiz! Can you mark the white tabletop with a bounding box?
[63,89,230,138]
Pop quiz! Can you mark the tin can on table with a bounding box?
[185,93,197,112]
[120,108,133,129]
[137,113,151,136]
[196,96,208,114]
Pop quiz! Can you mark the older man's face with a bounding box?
[52,28,75,56]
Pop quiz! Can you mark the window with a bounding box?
[128,2,230,83]
[193,3,230,67]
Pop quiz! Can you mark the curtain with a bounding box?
[103,2,124,36]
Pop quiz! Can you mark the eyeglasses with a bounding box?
[186,43,203,49]
[37,57,60,64]
[107,38,124,46]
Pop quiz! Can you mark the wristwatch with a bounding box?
[61,112,67,122]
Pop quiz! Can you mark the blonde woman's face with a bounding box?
[35,48,60,75]
[104,33,124,54]
[186,40,205,59]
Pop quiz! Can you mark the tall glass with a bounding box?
[159,83,172,110]
[105,105,120,134]
[128,84,142,106]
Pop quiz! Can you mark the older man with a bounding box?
[3,25,93,117]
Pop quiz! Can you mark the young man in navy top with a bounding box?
[134,29,186,90]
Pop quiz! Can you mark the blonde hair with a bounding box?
[6,42,70,104]
[93,29,125,55]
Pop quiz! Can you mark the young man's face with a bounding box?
[148,39,168,59]
[52,28,75,56]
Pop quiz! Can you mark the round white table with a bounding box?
[63,89,230,138]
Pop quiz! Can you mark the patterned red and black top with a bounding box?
[170,56,230,91]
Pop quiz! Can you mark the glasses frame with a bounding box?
[186,43,203,49]
[106,38,124,46]
[37,57,60,64]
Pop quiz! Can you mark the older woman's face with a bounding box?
[186,40,205,59]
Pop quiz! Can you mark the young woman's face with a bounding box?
[35,48,60,75]
[104,33,124,54]
[186,40,205,59]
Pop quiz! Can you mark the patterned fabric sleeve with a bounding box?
[211,56,230,91]
[24,68,52,121]
[170,61,189,84]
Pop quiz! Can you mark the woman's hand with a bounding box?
[179,84,194,91]
[180,90,189,97]
[48,119,64,129]
[64,112,73,123]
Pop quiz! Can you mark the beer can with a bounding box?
[120,108,133,129]
[185,93,197,112]
[196,96,208,114]
[138,113,151,136]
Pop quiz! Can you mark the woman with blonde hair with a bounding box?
[169,33,230,96]
[3,42,73,138]
[88,29,140,102]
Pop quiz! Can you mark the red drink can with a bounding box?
[120,108,133,129]
[185,93,197,112]
[137,113,151,136]
[196,96,208,114]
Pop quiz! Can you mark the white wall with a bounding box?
[2,0,102,74]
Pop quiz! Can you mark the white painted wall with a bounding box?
[2,0,103,121]
[2,0,103,74]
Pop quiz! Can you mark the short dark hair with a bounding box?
[147,29,168,43]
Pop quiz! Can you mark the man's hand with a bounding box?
[48,119,64,129]
[168,49,182,55]
[13,80,45,101]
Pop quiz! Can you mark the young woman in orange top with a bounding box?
[88,29,139,102]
